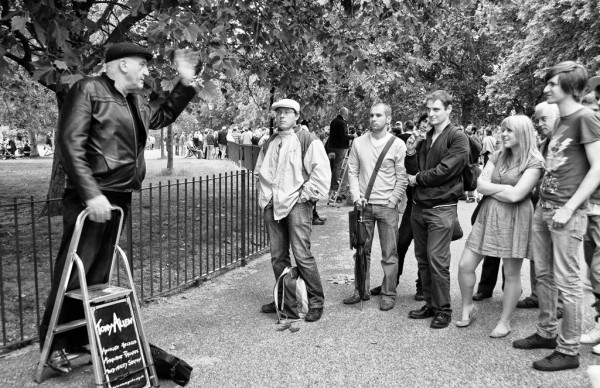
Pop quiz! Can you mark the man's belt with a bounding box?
[538,200,563,210]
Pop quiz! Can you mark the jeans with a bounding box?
[411,204,456,314]
[533,206,587,356]
[329,147,347,191]
[354,204,399,301]
[264,201,324,308]
[584,214,600,313]
[39,189,131,351]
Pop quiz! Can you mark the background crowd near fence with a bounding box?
[0,142,267,353]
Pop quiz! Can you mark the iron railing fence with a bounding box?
[227,142,262,171]
[0,170,267,353]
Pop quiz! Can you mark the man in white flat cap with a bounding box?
[255,98,331,322]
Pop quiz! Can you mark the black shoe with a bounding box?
[312,218,326,225]
[459,195,467,201]
[370,286,382,296]
[414,291,424,301]
[305,307,323,322]
[472,292,492,301]
[317,216,328,221]
[516,296,539,308]
[408,305,435,319]
[261,301,277,313]
[532,351,579,371]
[430,312,451,329]
[513,333,557,349]
[343,294,370,304]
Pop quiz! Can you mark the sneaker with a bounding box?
[532,351,579,371]
[516,296,539,309]
[513,333,557,350]
[261,301,277,313]
[305,307,323,322]
[379,299,395,311]
[581,322,600,344]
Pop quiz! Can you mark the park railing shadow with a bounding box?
[0,170,268,353]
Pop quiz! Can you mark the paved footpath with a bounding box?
[1,201,598,387]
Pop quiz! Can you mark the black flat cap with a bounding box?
[105,42,153,62]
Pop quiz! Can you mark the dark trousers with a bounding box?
[411,204,456,313]
[39,189,131,351]
[475,256,504,296]
[329,147,347,191]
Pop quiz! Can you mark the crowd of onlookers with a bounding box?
[156,126,272,160]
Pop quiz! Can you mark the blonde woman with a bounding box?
[457,115,545,337]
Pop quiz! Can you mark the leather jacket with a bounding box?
[58,73,196,201]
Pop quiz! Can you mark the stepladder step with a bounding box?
[66,283,131,304]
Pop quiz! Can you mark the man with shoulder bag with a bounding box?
[343,102,407,311]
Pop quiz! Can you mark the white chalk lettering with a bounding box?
[121,340,137,349]
[103,353,124,366]
[128,357,142,367]
[105,362,128,375]
[112,373,145,388]
[101,345,119,356]
[95,313,134,336]
[123,349,139,358]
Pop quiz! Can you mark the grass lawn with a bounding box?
[0,148,242,203]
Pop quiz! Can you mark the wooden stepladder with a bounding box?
[35,206,158,388]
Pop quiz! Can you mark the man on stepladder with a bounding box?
[39,42,198,373]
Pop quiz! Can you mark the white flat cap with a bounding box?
[271,99,300,113]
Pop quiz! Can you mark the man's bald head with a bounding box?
[339,107,349,119]
[534,101,560,137]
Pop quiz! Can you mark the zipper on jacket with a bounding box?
[125,95,139,183]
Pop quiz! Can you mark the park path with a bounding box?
[0,200,597,387]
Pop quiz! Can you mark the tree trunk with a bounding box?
[269,86,275,135]
[41,90,68,217]
[27,128,39,157]
[166,124,173,173]
[461,97,474,126]
[160,127,165,159]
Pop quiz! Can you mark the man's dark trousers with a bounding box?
[475,256,504,296]
[39,189,131,351]
[411,204,456,313]
[329,147,347,191]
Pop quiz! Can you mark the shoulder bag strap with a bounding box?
[364,136,397,201]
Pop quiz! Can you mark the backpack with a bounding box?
[447,128,481,191]
[273,267,309,323]
[149,343,194,386]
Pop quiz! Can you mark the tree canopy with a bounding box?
[2,0,599,208]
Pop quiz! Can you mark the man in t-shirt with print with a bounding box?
[342,102,407,311]
[513,61,600,372]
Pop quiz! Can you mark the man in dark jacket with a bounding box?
[405,90,469,329]
[218,126,228,159]
[328,107,354,197]
[39,42,197,372]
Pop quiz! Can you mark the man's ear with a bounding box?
[119,58,128,73]
[447,104,453,114]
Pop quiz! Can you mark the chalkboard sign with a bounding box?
[92,298,150,388]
